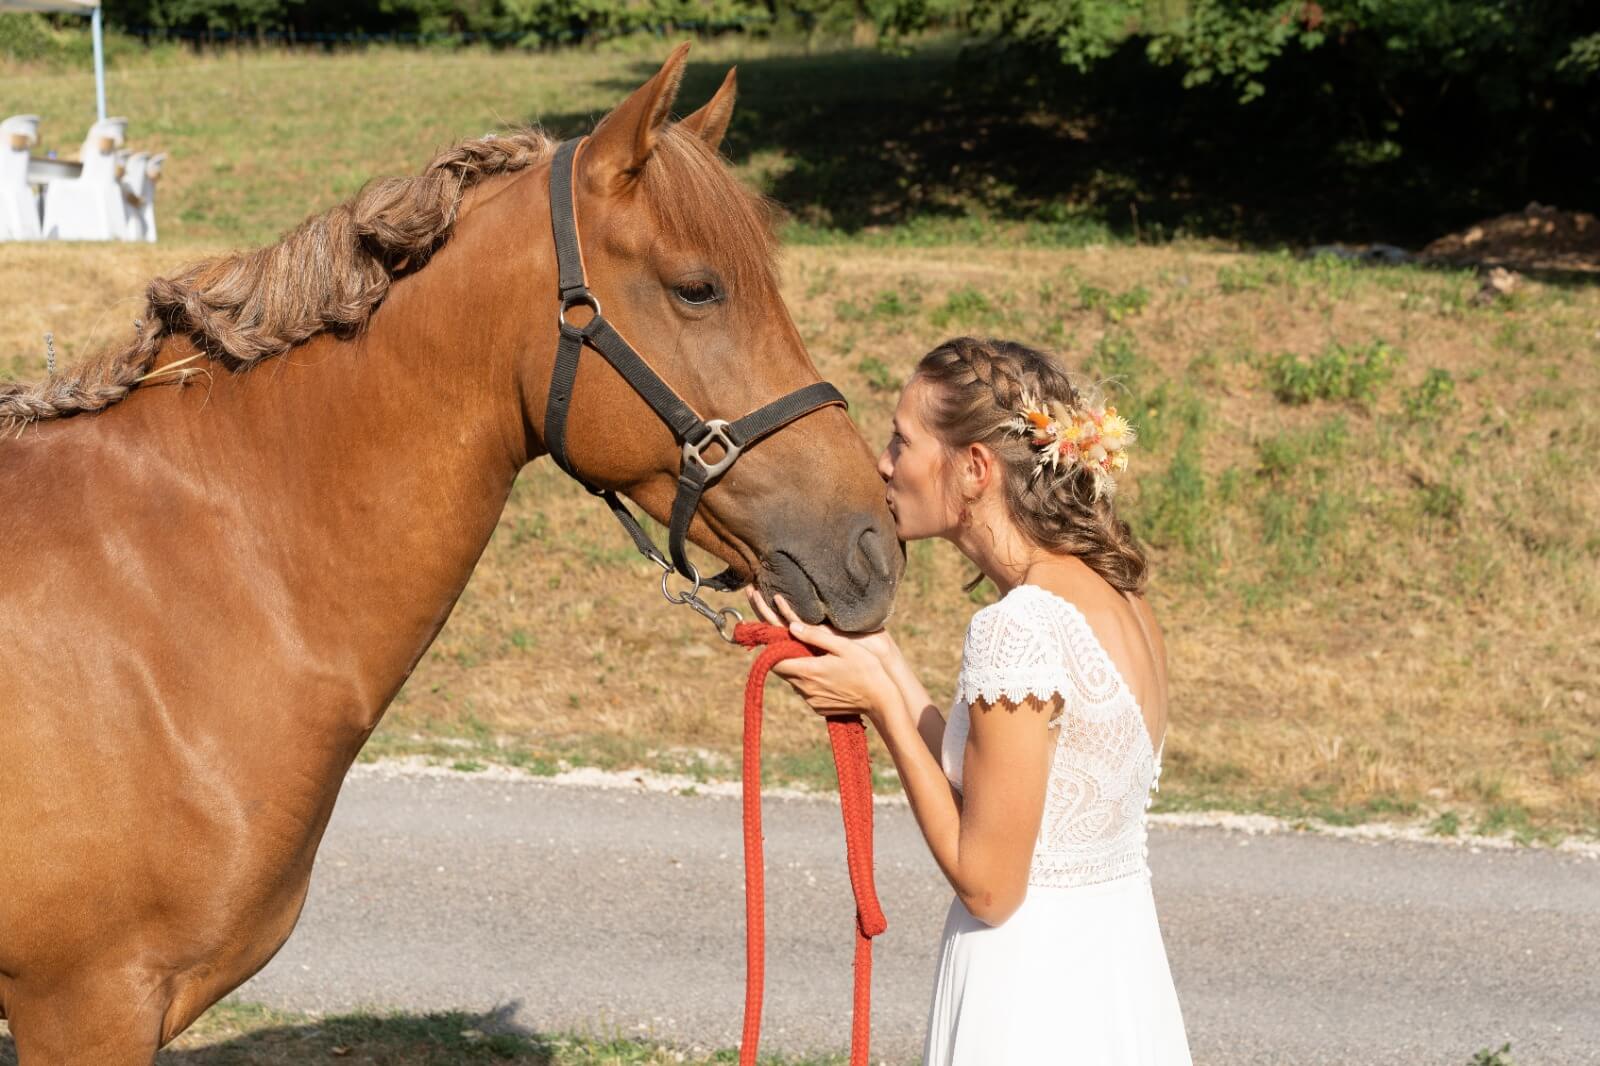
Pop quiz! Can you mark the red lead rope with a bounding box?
[732,621,888,1066]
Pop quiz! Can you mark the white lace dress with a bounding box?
[923,583,1192,1065]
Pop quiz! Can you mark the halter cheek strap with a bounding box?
[541,136,847,612]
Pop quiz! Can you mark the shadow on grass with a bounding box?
[548,40,1597,250]
[1,1002,826,1065]
[3,1005,548,1066]
[1,1005,550,1062]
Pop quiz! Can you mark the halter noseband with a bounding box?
[540,137,847,638]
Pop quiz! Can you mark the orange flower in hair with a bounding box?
[1007,388,1135,499]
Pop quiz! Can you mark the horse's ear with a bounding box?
[584,41,691,188]
[678,67,737,154]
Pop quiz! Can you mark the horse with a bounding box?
[0,44,901,1065]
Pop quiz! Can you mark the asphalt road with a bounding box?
[232,768,1600,1065]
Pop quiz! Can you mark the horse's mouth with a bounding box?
[758,550,826,625]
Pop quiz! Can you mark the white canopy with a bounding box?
[1,0,106,121]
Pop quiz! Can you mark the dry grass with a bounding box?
[4,236,1597,837]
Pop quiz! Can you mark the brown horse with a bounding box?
[0,46,899,1065]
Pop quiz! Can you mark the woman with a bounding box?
[747,336,1192,1064]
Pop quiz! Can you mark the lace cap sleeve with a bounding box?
[955,593,1072,714]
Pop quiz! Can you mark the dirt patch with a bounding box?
[1420,203,1600,273]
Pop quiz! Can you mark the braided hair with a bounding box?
[914,336,1148,594]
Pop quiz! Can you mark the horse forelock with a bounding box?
[639,124,779,297]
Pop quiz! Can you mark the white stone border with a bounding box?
[348,756,1600,859]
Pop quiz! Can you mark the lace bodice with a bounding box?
[941,583,1163,889]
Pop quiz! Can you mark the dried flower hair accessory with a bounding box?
[1008,387,1135,498]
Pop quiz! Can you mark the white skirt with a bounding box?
[923,872,1192,1065]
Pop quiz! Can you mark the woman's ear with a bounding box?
[965,441,998,497]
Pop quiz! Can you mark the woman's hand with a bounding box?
[745,588,900,725]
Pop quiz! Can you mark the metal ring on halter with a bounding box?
[683,419,743,481]
[661,563,703,605]
[558,291,602,331]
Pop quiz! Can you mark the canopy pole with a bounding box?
[91,4,106,122]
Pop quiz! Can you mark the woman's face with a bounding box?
[877,377,960,541]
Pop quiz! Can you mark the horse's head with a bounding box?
[523,45,901,632]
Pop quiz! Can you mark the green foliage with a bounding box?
[1255,418,1348,480]
[1139,444,1211,553]
[1078,282,1150,322]
[855,354,899,392]
[0,11,152,63]
[1085,328,1152,388]
[96,0,771,40]
[958,0,1599,105]
[0,12,61,61]
[930,284,996,328]
[1403,368,1460,421]
[1266,340,1400,406]
[1468,1044,1516,1066]
[1253,488,1351,582]
[1216,260,1268,294]
[1418,481,1464,525]
[93,0,906,42]
[963,0,1327,102]
[869,286,920,318]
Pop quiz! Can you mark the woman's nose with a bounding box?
[876,448,893,481]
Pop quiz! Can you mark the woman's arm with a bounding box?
[751,591,1057,928]
[871,683,1056,926]
[878,643,946,765]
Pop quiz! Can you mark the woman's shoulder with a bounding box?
[961,583,1077,667]
[1011,561,1161,643]
[1008,566,1168,715]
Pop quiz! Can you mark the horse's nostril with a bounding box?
[847,525,894,590]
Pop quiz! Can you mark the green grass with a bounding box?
[1468,1043,1517,1066]
[1265,340,1401,407]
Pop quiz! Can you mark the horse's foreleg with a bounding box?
[5,970,165,1066]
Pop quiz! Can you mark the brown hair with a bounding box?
[914,336,1148,595]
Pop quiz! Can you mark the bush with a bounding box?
[0,12,95,63]
[1267,340,1400,407]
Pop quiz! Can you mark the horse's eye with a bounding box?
[674,281,720,306]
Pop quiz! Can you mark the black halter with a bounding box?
[541,137,847,633]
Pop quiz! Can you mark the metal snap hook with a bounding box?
[661,564,744,642]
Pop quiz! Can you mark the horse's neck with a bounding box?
[109,191,540,732]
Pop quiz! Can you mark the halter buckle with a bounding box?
[683,419,742,481]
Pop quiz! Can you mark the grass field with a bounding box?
[3,44,1597,839]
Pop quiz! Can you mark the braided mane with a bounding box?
[0,130,559,433]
